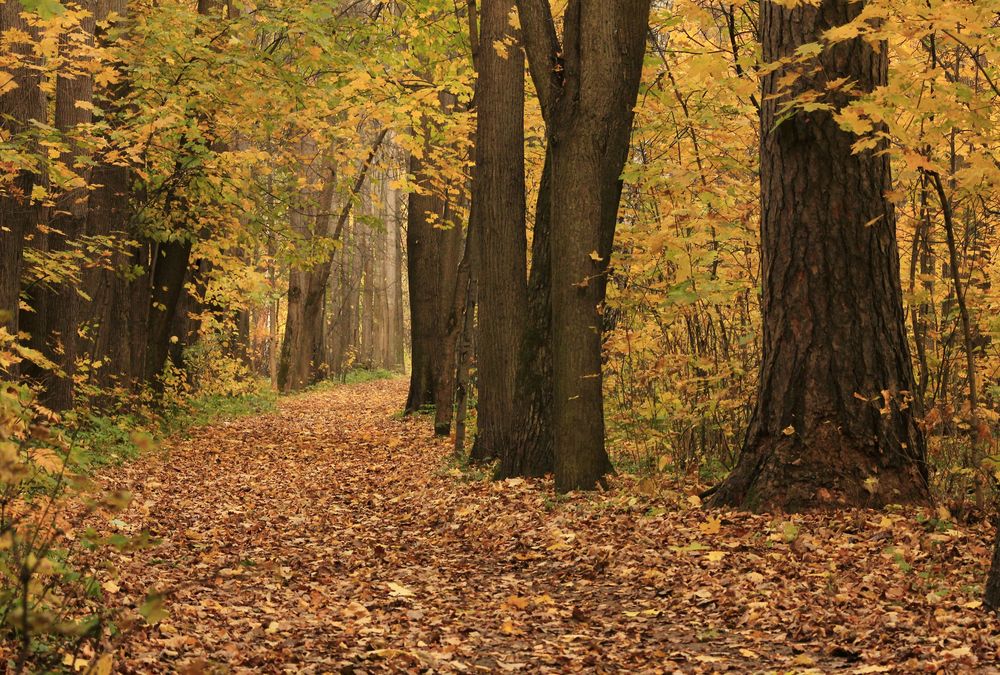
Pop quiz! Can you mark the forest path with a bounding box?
[101,379,996,673]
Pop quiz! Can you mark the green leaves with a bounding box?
[20,0,66,19]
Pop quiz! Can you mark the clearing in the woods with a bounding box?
[97,379,996,672]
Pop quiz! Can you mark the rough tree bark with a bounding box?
[517,0,651,491]
[85,0,135,392]
[497,149,554,478]
[467,0,528,462]
[41,1,97,408]
[0,1,44,339]
[404,152,463,417]
[144,239,193,383]
[986,524,1000,611]
[707,0,929,511]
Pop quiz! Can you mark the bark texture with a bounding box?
[708,0,929,511]
[497,149,554,478]
[404,153,463,416]
[41,2,97,408]
[468,0,527,462]
[0,1,44,338]
[986,523,1000,612]
[518,0,651,491]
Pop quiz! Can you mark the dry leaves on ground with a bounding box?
[81,379,998,673]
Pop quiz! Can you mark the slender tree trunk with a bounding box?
[468,0,528,462]
[431,198,465,434]
[518,0,651,491]
[707,0,928,511]
[392,196,406,369]
[279,130,386,391]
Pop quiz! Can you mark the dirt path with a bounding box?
[100,379,998,673]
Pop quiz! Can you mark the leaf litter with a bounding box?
[80,379,998,672]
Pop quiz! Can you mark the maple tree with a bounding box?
[1,0,1000,669]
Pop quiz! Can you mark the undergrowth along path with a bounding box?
[99,379,998,672]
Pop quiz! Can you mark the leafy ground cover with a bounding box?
[79,378,998,672]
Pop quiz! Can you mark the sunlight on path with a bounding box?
[98,379,997,673]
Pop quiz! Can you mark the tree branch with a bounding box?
[515,0,562,121]
[332,128,390,243]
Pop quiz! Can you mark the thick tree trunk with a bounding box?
[518,0,650,491]
[83,161,134,390]
[0,2,45,339]
[42,5,97,408]
[707,0,929,511]
[404,153,463,416]
[986,522,1000,612]
[86,0,133,388]
[468,0,528,462]
[143,0,228,388]
[144,240,193,383]
[497,149,554,478]
[278,266,327,391]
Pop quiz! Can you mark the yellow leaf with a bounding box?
[387,581,415,597]
[85,654,113,675]
[706,550,726,562]
[699,516,721,535]
[505,595,530,610]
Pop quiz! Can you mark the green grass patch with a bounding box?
[303,367,401,394]
[71,387,277,472]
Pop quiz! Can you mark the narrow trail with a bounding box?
[98,379,997,673]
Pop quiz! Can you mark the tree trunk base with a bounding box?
[985,518,1000,612]
[709,421,929,512]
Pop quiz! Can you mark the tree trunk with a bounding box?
[144,240,193,383]
[430,198,465,435]
[986,522,1000,612]
[41,4,97,408]
[497,148,554,478]
[391,196,406,369]
[707,0,929,511]
[518,0,651,491]
[0,1,45,339]
[404,153,463,416]
[468,0,528,462]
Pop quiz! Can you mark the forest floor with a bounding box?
[90,378,999,673]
